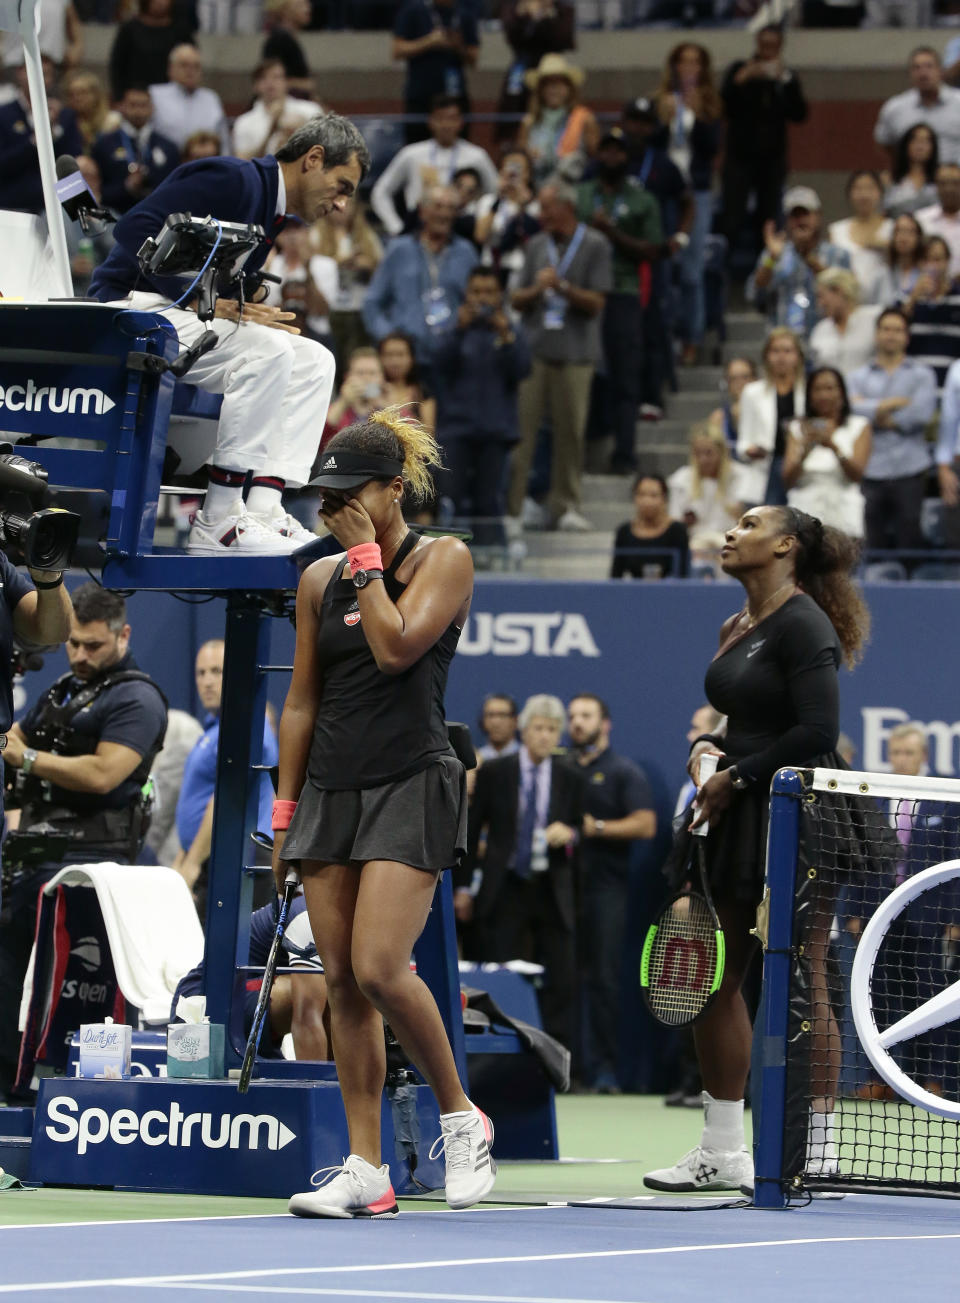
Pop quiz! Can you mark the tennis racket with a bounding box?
[640,755,725,1026]
[237,866,300,1093]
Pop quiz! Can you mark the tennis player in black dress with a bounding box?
[274,410,496,1219]
[645,504,869,1193]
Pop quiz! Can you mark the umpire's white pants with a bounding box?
[117,292,334,488]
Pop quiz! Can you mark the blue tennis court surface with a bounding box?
[0,1197,957,1301]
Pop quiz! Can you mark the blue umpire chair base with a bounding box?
[29,1076,444,1198]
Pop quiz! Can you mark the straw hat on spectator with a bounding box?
[524,54,585,92]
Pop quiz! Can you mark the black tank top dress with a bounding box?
[280,531,468,873]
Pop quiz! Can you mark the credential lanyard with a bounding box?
[546,222,587,279]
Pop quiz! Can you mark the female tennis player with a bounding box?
[274,410,495,1218]
[645,505,869,1193]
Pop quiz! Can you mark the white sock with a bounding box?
[201,485,242,522]
[246,483,284,515]
[700,1091,745,1153]
[807,1108,837,1162]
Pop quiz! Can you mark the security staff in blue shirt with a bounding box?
[90,85,179,217]
[174,639,278,915]
[567,692,656,1093]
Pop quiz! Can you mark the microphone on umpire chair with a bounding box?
[55,155,116,234]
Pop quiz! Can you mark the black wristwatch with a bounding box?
[727,764,749,791]
[352,567,384,590]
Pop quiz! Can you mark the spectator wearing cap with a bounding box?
[649,42,723,367]
[618,96,692,420]
[496,0,575,143]
[848,307,937,557]
[917,162,960,278]
[720,24,808,261]
[875,47,960,167]
[749,186,851,338]
[392,0,479,144]
[518,54,599,188]
[576,128,663,474]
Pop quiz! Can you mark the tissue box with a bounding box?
[78,1021,132,1079]
[166,1022,225,1079]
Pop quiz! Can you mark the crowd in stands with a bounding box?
[8,9,960,572]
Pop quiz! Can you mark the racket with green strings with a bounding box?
[640,755,726,1026]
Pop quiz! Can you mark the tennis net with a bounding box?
[754,767,960,1205]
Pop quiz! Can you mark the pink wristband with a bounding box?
[272,799,298,831]
[347,542,383,574]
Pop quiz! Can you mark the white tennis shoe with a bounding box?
[249,504,317,549]
[187,502,296,555]
[430,1104,496,1209]
[643,1144,753,1193]
[287,1154,399,1219]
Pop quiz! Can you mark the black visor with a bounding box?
[310,450,403,489]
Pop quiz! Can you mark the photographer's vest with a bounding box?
[14,667,168,860]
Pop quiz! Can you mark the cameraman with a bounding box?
[0,560,73,856]
[0,583,167,1101]
[88,114,371,558]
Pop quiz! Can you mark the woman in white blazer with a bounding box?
[736,327,806,506]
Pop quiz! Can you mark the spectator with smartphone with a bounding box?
[322,347,387,448]
[472,149,541,289]
[434,267,531,547]
[720,25,808,262]
[392,0,479,143]
[783,367,872,537]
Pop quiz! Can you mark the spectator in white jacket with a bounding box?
[736,327,806,506]
[370,95,498,237]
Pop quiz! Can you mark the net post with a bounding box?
[752,766,803,1209]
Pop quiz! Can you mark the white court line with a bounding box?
[137,1287,650,1303]
[2,1232,960,1294]
[0,1205,555,1233]
[0,1213,291,1233]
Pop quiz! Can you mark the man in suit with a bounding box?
[89,113,370,556]
[882,723,960,1094]
[457,693,582,1051]
[90,85,179,216]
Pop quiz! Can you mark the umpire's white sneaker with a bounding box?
[430,1104,496,1209]
[249,504,317,549]
[644,1145,753,1193]
[187,502,294,555]
[288,1154,399,1219]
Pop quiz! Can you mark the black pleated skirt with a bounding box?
[280,753,467,874]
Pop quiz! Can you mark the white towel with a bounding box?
[21,863,204,1027]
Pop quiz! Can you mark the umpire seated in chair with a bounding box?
[0,583,167,1101]
[457,692,583,1053]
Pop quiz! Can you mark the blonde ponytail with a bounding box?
[325,405,443,506]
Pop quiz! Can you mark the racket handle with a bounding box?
[283,867,300,891]
[692,752,719,838]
